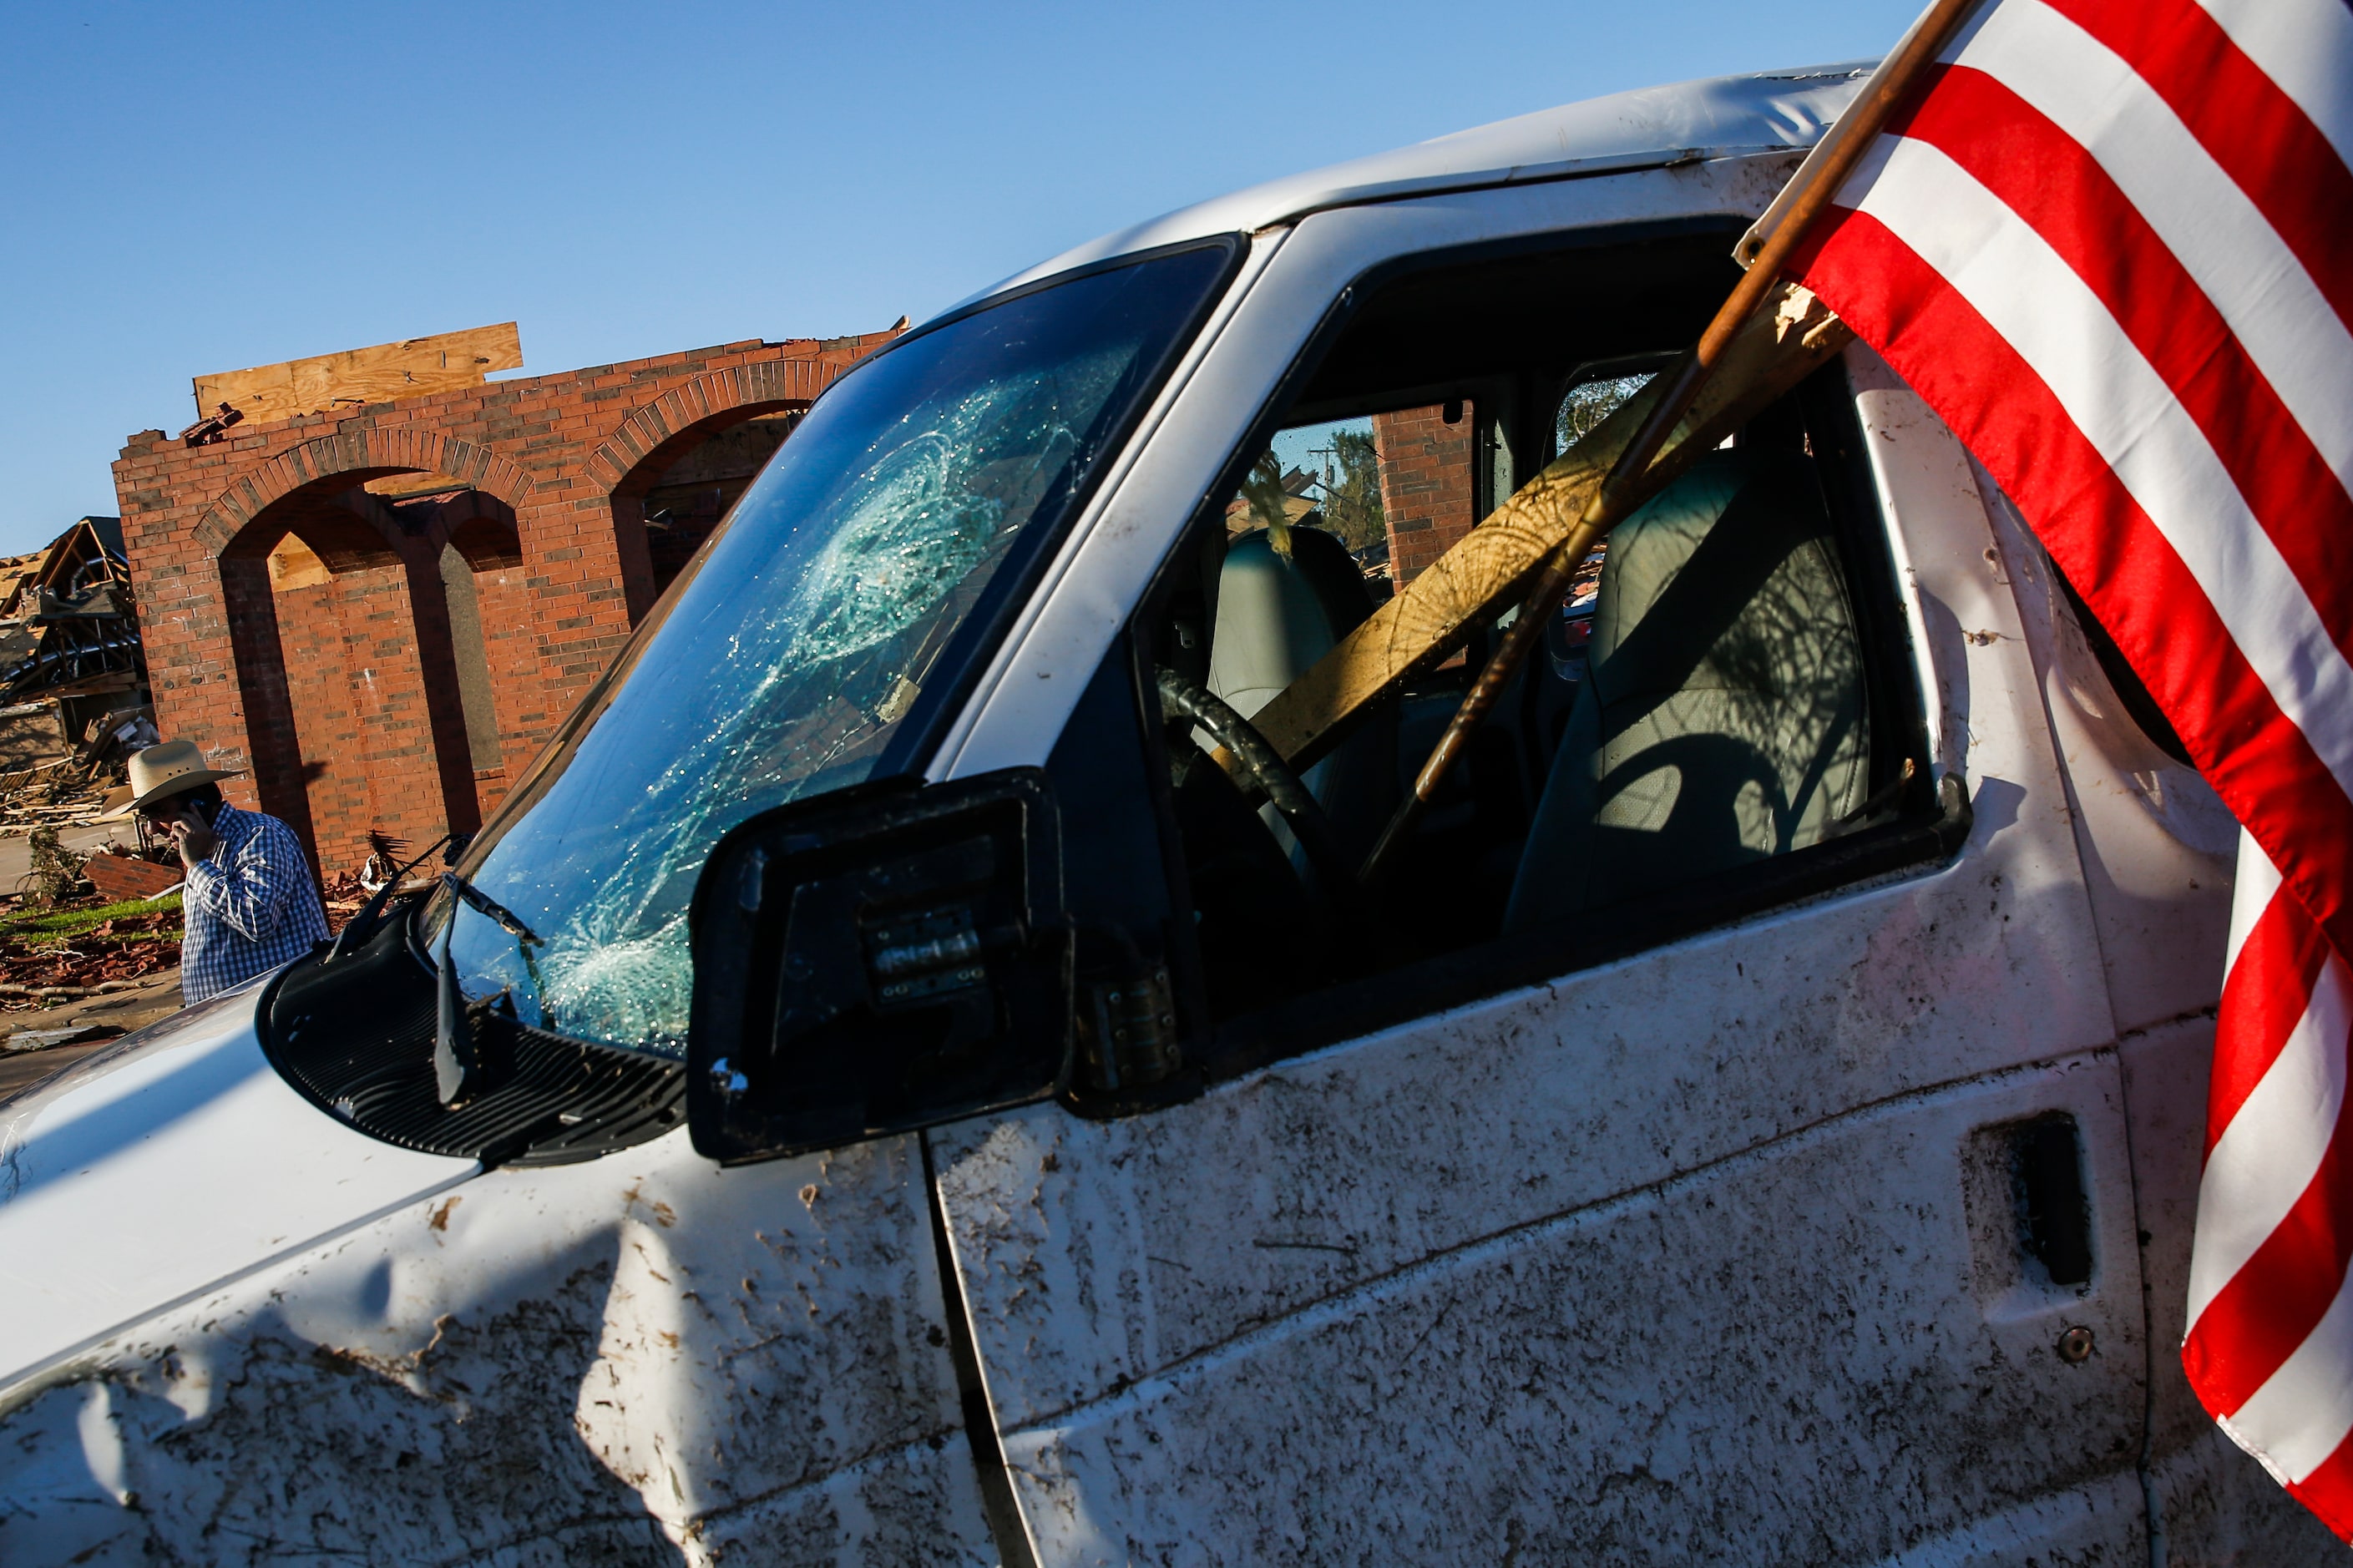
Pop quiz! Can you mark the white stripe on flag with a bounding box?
[2225,1250,2353,1481]
[2187,939,2353,1333]
[2193,0,2353,178]
[2226,825,2283,979]
[1840,133,2353,812]
[1948,0,2353,492]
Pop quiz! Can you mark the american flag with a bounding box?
[1783,0,2353,1538]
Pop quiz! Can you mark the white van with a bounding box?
[0,60,2330,1566]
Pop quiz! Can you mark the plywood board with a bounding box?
[193,322,523,426]
[1253,285,1851,770]
[266,535,332,593]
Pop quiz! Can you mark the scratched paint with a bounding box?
[0,1130,996,1565]
[923,361,2163,1564]
[943,1060,2149,1565]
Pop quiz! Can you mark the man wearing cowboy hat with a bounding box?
[116,740,328,1004]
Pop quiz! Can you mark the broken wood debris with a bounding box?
[0,893,181,1004]
[179,402,245,448]
[2,984,145,1005]
[0,515,155,855]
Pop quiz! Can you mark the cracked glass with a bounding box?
[426,245,1231,1055]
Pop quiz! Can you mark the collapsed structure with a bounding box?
[0,518,156,817]
[109,322,897,877]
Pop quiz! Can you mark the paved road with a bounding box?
[0,821,140,898]
[0,965,188,1104]
[0,1037,117,1102]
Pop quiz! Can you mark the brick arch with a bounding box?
[584,358,841,621]
[116,328,903,878]
[198,428,527,863]
[439,491,524,571]
[584,357,837,498]
[194,427,534,557]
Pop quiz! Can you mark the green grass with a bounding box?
[2,892,183,948]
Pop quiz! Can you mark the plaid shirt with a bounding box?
[180,803,330,1004]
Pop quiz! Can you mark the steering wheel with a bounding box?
[1154,665,1359,899]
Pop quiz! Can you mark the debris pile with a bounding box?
[321,866,369,927]
[0,836,387,1007]
[83,842,180,902]
[0,892,181,1006]
[0,518,154,835]
[0,518,146,708]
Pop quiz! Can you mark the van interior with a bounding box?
[1118,230,1930,1042]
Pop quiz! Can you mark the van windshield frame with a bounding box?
[421,236,1242,1058]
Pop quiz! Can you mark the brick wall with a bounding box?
[271,575,372,844]
[1373,402,1479,584]
[112,330,893,876]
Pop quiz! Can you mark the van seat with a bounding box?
[1504,450,1867,933]
[1208,527,1395,861]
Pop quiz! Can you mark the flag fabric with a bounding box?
[1784,0,2353,1536]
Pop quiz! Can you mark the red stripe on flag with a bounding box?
[1792,210,2353,962]
[2208,889,2336,1153]
[1884,64,2353,670]
[2290,1426,2353,1542]
[2042,0,2353,336]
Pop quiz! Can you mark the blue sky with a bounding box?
[0,0,1915,556]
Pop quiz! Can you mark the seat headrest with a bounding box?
[1208,527,1374,719]
[1589,449,1845,709]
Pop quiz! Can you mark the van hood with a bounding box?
[0,980,476,1392]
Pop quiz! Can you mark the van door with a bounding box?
[1983,473,2342,1559]
[928,186,2152,1565]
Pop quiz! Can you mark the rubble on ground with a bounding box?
[0,796,402,1014]
[0,890,183,1006]
[321,866,369,925]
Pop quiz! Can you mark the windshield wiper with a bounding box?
[440,870,542,947]
[433,871,545,1107]
[327,832,458,960]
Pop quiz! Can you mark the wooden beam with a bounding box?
[1252,284,1851,770]
[193,322,524,426]
[362,472,475,501]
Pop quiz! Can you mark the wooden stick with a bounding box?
[1254,286,1849,771]
[1584,0,1985,530]
[1359,543,1586,886]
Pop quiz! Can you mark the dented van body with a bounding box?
[0,62,2334,1566]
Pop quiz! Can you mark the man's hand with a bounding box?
[168,803,219,870]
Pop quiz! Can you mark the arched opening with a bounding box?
[215,468,524,874]
[602,401,812,622]
[416,485,525,802]
[636,411,801,593]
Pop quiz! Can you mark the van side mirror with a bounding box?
[686,769,1070,1165]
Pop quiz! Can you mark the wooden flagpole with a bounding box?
[1586,0,1986,527]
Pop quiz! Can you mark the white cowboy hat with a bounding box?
[102,740,244,820]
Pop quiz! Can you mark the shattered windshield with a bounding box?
[428,244,1232,1055]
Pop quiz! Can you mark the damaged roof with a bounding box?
[966,61,1875,309]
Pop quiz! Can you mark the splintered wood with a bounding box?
[1252,283,1851,770]
[193,322,524,426]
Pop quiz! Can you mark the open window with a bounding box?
[1110,230,1951,1069]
